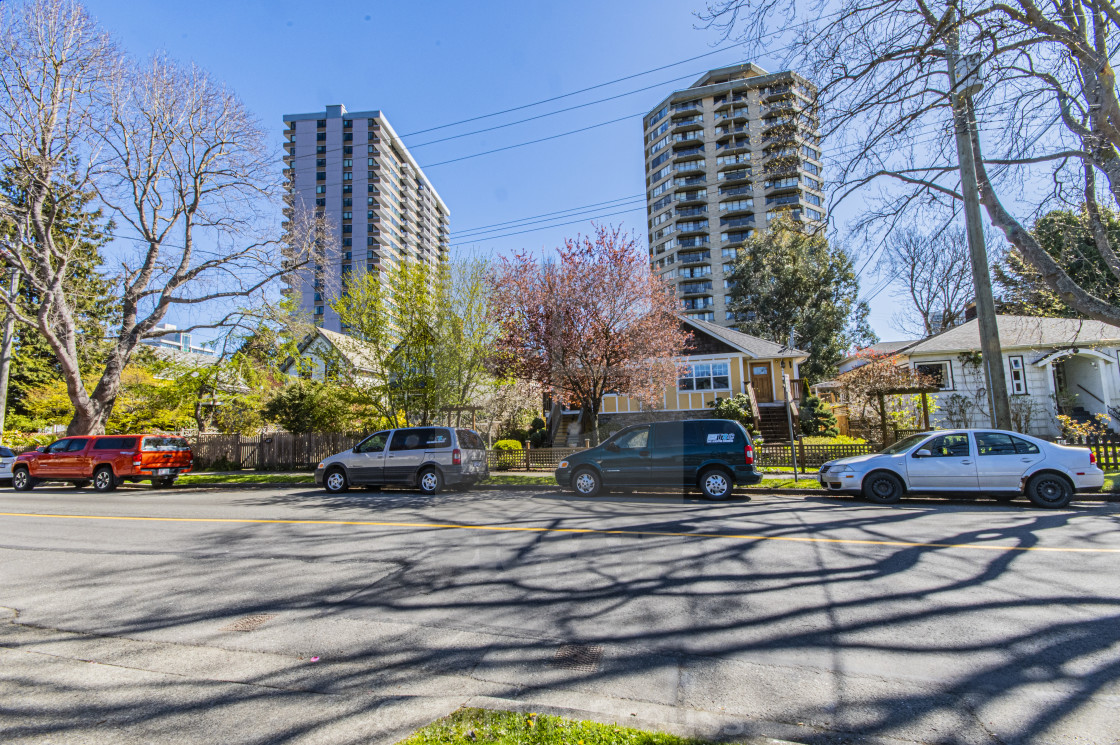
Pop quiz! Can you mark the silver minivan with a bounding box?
[315,427,489,495]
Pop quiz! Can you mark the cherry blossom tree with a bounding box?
[491,225,688,443]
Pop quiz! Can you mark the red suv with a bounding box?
[12,435,193,492]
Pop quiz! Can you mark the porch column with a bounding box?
[1099,360,1112,413]
[1045,361,1057,415]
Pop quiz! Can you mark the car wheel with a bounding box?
[324,467,349,494]
[571,468,601,497]
[72,480,91,489]
[862,471,904,504]
[1026,473,1073,508]
[12,468,34,491]
[93,466,117,493]
[699,467,734,500]
[418,467,442,495]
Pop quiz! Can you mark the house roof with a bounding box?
[280,327,381,374]
[684,318,809,360]
[840,340,921,364]
[905,315,1120,355]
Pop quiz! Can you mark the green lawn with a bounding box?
[754,476,823,490]
[177,473,315,485]
[397,708,721,745]
[1106,472,1119,493]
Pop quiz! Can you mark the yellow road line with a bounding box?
[0,511,1116,554]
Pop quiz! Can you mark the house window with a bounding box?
[678,361,731,391]
[915,361,953,390]
[1008,355,1028,395]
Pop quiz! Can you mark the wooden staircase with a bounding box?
[757,405,796,442]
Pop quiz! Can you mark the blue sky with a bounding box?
[82,0,905,341]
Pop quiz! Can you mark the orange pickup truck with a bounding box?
[12,435,193,492]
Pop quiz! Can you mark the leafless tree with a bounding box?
[701,0,1120,325]
[884,226,973,336]
[0,0,320,434]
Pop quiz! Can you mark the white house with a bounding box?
[901,316,1120,437]
[278,327,380,383]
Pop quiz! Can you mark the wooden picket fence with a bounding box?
[487,447,586,472]
[756,441,876,472]
[1064,435,1120,470]
[192,433,365,471]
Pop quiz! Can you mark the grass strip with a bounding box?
[177,473,315,485]
[397,707,721,745]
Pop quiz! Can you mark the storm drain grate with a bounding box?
[551,644,603,672]
[220,614,276,632]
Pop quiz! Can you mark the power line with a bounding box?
[453,200,647,240]
[451,194,645,236]
[451,205,647,246]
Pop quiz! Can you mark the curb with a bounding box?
[165,481,1120,501]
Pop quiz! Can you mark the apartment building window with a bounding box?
[802,145,820,160]
[806,207,823,221]
[344,146,353,155]
[368,249,377,259]
[343,184,352,193]
[681,296,714,310]
[368,184,376,193]
[367,237,376,246]
[314,293,322,302]
[342,211,352,220]
[343,119,352,128]
[343,172,352,181]
[650,152,670,169]
[315,198,325,207]
[649,164,671,183]
[316,172,326,181]
[368,223,377,233]
[677,219,708,231]
[367,170,376,179]
[679,280,712,294]
[316,133,326,142]
[367,264,376,273]
[316,119,326,127]
[315,184,326,194]
[367,210,376,219]
[678,265,712,279]
[720,199,753,211]
[650,211,671,227]
[675,160,705,172]
[343,198,352,207]
[721,216,754,228]
[721,247,741,260]
[805,193,822,206]
[650,181,672,198]
[316,145,326,154]
[342,238,352,247]
[342,225,352,234]
[803,161,820,175]
[646,105,668,129]
[648,134,670,155]
[343,133,353,141]
[343,159,353,167]
[368,118,377,126]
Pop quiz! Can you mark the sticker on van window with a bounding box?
[707,433,735,443]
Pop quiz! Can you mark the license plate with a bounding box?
[157,468,174,475]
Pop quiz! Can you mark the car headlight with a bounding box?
[558,460,569,469]
[832,465,854,473]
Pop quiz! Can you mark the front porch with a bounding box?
[1036,349,1120,434]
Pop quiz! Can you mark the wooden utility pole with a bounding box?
[946,25,1012,429]
[0,269,19,443]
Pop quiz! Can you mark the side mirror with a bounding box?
[914,449,932,458]
[605,442,621,452]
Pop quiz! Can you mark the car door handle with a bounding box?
[961,460,972,465]
[1021,458,1034,462]
[638,450,650,457]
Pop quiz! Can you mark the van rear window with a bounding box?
[456,429,485,450]
[141,436,190,451]
[92,437,137,450]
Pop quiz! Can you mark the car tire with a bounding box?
[862,471,904,504]
[571,468,602,497]
[699,467,734,500]
[324,467,349,494]
[417,467,442,496]
[93,466,117,493]
[1026,473,1073,508]
[12,468,34,491]
[73,480,91,489]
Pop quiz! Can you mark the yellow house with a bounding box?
[568,318,809,444]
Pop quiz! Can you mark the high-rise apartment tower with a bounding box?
[282,105,450,331]
[643,65,823,327]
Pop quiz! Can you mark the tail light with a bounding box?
[1090,450,1097,465]
[452,448,461,465]
[744,443,754,465]
[132,457,142,467]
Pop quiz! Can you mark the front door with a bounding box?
[350,431,390,484]
[750,363,773,402]
[599,425,653,486]
[974,431,1045,490]
[54,438,92,477]
[906,433,979,492]
[37,439,74,476]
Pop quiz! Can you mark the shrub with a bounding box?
[799,395,839,437]
[492,439,524,471]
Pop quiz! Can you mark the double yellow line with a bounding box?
[1,511,1117,554]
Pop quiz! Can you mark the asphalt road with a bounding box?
[1,484,1119,745]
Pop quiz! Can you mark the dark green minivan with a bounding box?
[554,418,761,499]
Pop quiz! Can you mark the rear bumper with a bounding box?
[734,465,762,485]
[442,463,489,486]
[1074,469,1106,492]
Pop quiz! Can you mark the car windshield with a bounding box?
[0,447,13,458]
[880,433,933,455]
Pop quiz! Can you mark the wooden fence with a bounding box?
[192,433,365,471]
[756,441,876,472]
[488,447,587,472]
[1064,435,1120,470]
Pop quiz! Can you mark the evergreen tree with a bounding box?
[994,207,1120,317]
[800,395,839,437]
[726,218,867,384]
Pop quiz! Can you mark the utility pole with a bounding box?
[946,25,1012,429]
[0,268,19,443]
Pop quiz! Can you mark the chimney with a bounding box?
[964,302,978,322]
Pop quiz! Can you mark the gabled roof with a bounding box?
[905,316,1120,355]
[841,339,921,364]
[281,327,380,374]
[684,318,809,360]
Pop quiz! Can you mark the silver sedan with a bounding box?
[819,429,1104,508]
[0,446,15,484]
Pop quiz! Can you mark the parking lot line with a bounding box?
[1,510,1117,554]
